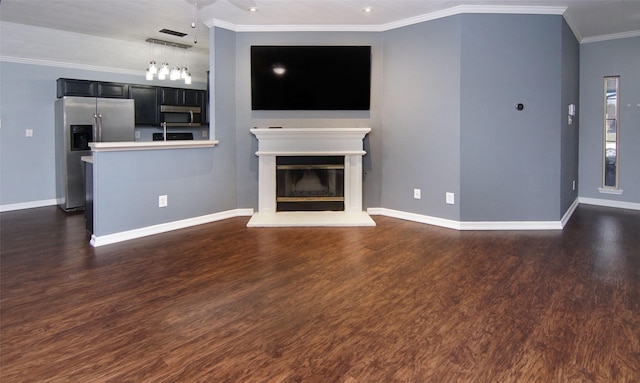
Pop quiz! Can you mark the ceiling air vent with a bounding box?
[159,28,188,38]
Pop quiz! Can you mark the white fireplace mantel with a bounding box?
[247,127,375,227]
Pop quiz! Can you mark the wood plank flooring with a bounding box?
[1,205,639,382]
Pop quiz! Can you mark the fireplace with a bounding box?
[277,156,344,212]
[248,128,375,227]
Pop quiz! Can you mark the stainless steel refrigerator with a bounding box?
[55,96,135,211]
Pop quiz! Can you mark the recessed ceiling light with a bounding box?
[249,6,258,12]
[362,7,373,13]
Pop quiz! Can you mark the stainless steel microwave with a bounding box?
[159,105,202,127]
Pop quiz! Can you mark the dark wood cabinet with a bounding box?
[198,90,207,123]
[160,88,201,106]
[160,87,180,105]
[57,78,127,98]
[97,82,128,98]
[57,79,96,98]
[183,89,198,106]
[129,85,159,126]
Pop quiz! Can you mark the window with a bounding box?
[602,76,621,192]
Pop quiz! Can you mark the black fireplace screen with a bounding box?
[276,156,345,211]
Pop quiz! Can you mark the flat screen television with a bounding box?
[251,46,371,111]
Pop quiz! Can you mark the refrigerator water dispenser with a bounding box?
[70,124,93,151]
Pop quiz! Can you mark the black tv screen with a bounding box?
[251,46,371,110]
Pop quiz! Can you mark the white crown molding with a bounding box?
[581,30,640,44]
[208,18,384,32]
[380,5,567,31]
[0,55,208,84]
[205,5,567,33]
[561,11,583,43]
[1,55,142,76]
[206,18,237,30]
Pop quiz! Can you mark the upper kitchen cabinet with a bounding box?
[129,85,159,126]
[97,82,129,98]
[198,90,208,124]
[57,78,128,98]
[57,79,96,97]
[160,87,180,105]
[159,88,202,106]
[182,89,199,106]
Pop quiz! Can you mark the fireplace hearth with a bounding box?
[248,127,375,227]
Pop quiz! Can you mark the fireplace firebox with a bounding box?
[276,156,344,211]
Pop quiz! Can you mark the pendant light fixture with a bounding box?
[146,42,158,80]
[144,38,192,84]
[143,1,196,85]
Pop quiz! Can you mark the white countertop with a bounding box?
[89,140,219,152]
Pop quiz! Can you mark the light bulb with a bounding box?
[170,67,181,81]
[158,71,166,80]
[148,61,158,74]
[184,72,192,85]
[181,67,188,79]
[146,69,154,80]
[160,62,170,76]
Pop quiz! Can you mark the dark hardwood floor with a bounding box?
[1,205,639,382]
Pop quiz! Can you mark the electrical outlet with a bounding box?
[135,131,141,139]
[202,130,208,138]
[158,195,168,208]
[413,188,421,199]
[446,192,455,205]
[25,129,33,137]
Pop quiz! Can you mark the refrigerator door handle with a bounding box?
[189,110,194,125]
[93,114,99,143]
[97,113,103,142]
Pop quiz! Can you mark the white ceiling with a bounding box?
[1,0,638,81]
[1,0,639,52]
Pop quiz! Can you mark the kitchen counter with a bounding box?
[89,140,218,152]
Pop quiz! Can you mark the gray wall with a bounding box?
[93,147,221,236]
[210,27,240,213]
[459,14,564,221]
[579,36,640,204]
[225,30,384,210]
[560,20,581,214]
[380,16,462,220]
[0,61,206,208]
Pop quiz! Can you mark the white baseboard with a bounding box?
[368,207,567,231]
[561,198,580,228]
[90,208,254,247]
[578,197,640,211]
[0,199,57,212]
[459,220,562,230]
[367,207,461,229]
